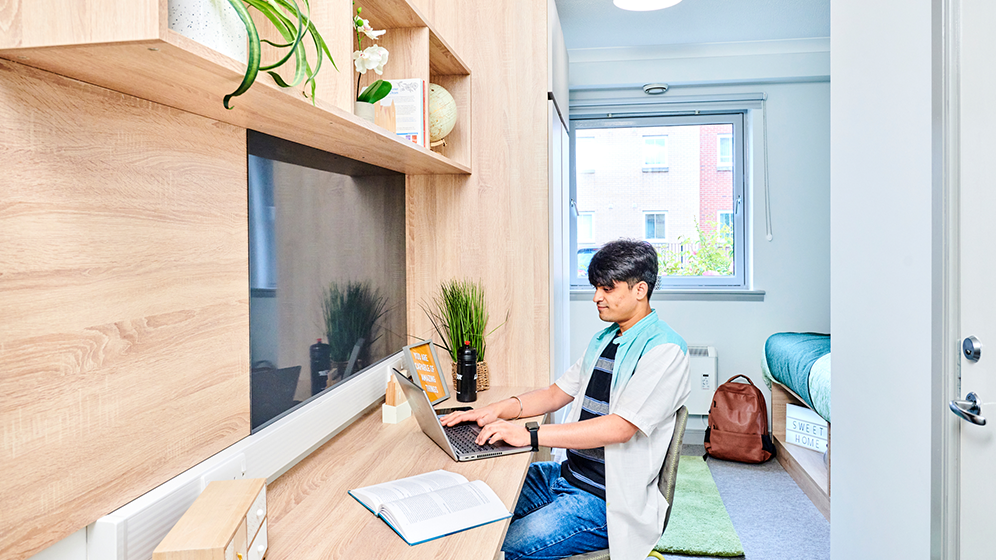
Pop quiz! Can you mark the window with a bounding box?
[578,212,594,244]
[642,135,669,171]
[576,136,596,173]
[718,211,734,231]
[644,212,667,241]
[570,113,747,289]
[717,133,733,169]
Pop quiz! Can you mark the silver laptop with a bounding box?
[394,370,532,461]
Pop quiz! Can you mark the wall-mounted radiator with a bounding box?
[685,346,718,415]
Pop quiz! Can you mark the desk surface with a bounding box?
[266,386,538,560]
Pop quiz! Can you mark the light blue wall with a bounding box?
[830,0,934,557]
[567,46,831,425]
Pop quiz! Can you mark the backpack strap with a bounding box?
[724,374,755,386]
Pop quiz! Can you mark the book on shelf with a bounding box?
[375,78,428,148]
[348,469,511,545]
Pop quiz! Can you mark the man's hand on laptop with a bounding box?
[440,406,500,427]
[474,419,529,447]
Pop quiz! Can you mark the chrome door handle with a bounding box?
[950,392,987,426]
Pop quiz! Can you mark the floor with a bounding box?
[661,444,831,560]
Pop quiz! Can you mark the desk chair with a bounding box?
[565,405,690,560]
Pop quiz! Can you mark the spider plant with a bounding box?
[224,0,337,109]
[423,279,506,363]
[322,281,388,363]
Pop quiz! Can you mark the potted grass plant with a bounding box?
[322,281,388,386]
[222,0,336,109]
[423,279,506,392]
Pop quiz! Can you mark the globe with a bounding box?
[428,83,457,143]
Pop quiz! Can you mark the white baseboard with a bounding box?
[684,428,706,446]
[683,414,710,446]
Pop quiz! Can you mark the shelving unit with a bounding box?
[352,0,472,165]
[0,0,471,176]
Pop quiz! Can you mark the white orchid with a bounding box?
[353,45,389,75]
[352,8,392,105]
[354,17,386,41]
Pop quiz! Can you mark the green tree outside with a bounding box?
[657,219,734,277]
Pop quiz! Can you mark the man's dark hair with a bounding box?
[587,239,659,298]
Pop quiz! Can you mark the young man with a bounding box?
[441,239,690,560]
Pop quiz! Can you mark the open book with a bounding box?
[348,469,511,545]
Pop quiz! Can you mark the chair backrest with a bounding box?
[658,405,689,532]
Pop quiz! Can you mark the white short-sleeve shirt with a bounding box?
[555,340,690,560]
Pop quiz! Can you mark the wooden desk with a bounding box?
[266,386,539,559]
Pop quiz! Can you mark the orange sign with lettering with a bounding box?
[403,341,449,404]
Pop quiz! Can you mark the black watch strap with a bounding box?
[526,422,540,451]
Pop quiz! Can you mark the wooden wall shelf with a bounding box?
[354,0,470,76]
[0,0,471,176]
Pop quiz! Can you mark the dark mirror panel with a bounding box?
[248,131,406,432]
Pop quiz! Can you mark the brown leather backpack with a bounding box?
[703,375,776,463]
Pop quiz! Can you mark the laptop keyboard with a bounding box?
[444,423,503,454]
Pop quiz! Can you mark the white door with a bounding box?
[951,0,996,556]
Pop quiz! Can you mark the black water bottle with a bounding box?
[456,341,478,403]
[310,338,331,396]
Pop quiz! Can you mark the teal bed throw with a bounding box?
[763,332,831,423]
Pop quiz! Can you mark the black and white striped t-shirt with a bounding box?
[560,334,619,499]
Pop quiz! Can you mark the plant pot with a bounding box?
[451,360,490,392]
[354,101,376,123]
[169,0,248,63]
[325,358,368,388]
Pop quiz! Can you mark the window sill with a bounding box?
[570,289,765,302]
[642,167,669,173]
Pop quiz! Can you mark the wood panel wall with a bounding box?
[0,0,552,557]
[0,60,250,560]
[405,0,551,388]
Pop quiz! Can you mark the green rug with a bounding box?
[654,456,745,557]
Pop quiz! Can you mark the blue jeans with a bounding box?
[501,461,609,560]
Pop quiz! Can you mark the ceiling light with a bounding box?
[613,0,682,11]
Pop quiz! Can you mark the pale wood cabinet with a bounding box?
[153,479,268,560]
[0,0,471,175]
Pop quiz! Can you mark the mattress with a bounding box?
[762,332,831,423]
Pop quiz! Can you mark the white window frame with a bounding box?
[717,133,733,169]
[569,112,747,290]
[643,211,668,242]
[641,135,669,171]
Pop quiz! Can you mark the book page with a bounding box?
[350,470,467,513]
[380,480,510,544]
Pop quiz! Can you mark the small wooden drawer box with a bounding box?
[153,478,267,560]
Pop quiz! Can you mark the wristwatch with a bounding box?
[525,422,540,451]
